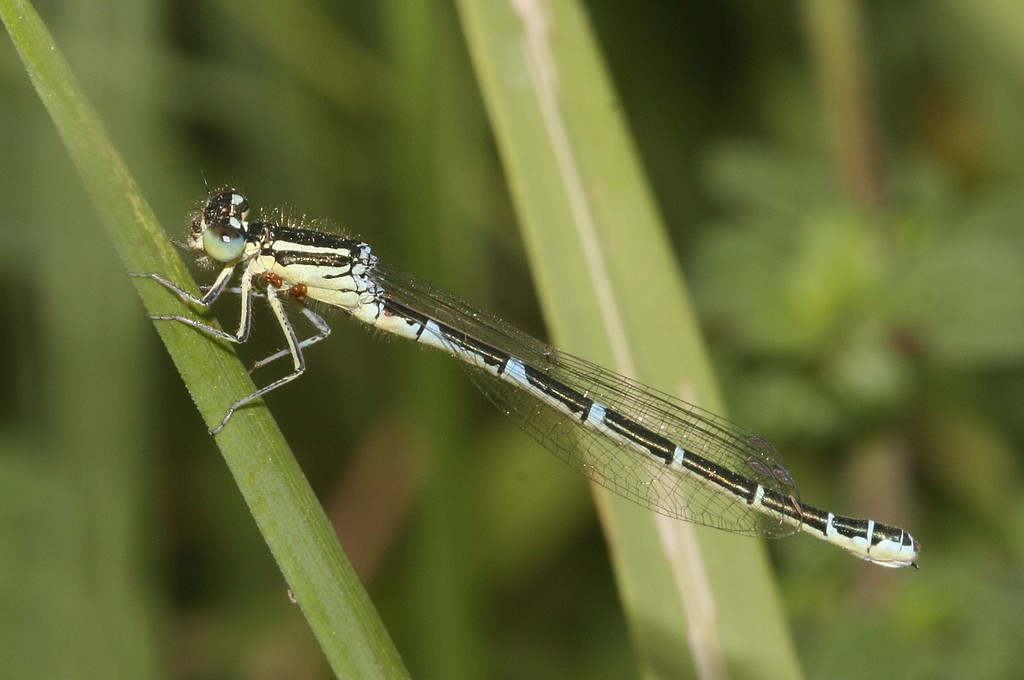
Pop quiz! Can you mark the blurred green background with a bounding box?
[3,1,1024,678]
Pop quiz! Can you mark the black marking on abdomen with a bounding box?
[761,489,814,526]
[438,326,510,372]
[384,299,431,340]
[679,450,761,502]
[385,299,508,370]
[830,515,870,540]
[523,365,594,421]
[603,410,675,464]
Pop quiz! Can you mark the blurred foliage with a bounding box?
[2,0,1024,679]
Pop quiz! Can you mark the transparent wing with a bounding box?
[370,262,800,538]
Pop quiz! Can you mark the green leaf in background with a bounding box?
[457,2,800,678]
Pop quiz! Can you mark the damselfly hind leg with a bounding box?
[206,282,312,434]
[132,266,314,434]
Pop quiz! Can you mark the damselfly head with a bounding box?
[204,189,249,226]
[185,189,250,263]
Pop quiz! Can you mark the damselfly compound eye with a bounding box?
[203,220,245,262]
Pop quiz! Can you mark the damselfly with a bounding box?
[134,190,920,568]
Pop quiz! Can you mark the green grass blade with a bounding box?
[456,1,802,677]
[0,1,407,677]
